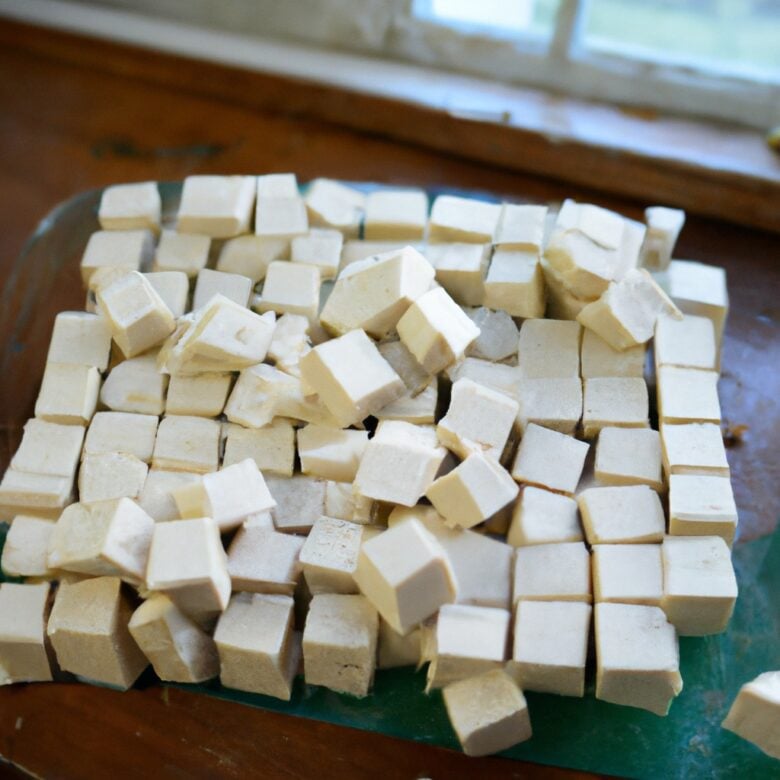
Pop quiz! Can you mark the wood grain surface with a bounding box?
[0,18,777,780]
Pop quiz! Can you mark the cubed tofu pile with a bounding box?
[1,176,767,760]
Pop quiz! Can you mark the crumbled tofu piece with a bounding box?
[722,671,780,760]
[192,269,252,311]
[578,269,681,351]
[176,175,255,238]
[0,582,53,684]
[507,487,582,547]
[595,602,682,716]
[640,207,685,271]
[154,230,210,278]
[291,228,343,280]
[300,330,404,427]
[299,516,363,594]
[669,474,738,545]
[146,517,231,621]
[255,190,308,243]
[47,576,147,689]
[512,542,591,604]
[11,418,84,478]
[657,366,721,424]
[582,377,649,438]
[495,204,548,250]
[484,250,546,318]
[84,412,158,463]
[580,328,645,378]
[1,516,55,578]
[217,234,285,283]
[516,376,583,435]
[429,194,501,243]
[578,485,664,544]
[323,481,375,525]
[427,452,518,530]
[397,287,480,374]
[355,517,456,634]
[47,311,112,370]
[152,415,220,474]
[517,319,581,379]
[305,178,365,237]
[508,600,591,697]
[443,669,532,757]
[364,189,428,241]
[661,535,737,635]
[78,452,148,504]
[166,373,232,418]
[137,468,200,522]
[267,313,312,377]
[0,470,73,518]
[592,544,663,606]
[378,618,422,669]
[215,592,299,700]
[665,260,729,346]
[80,229,153,286]
[297,425,369,482]
[339,240,411,269]
[223,421,296,476]
[99,182,161,233]
[227,525,304,594]
[100,353,168,415]
[426,604,510,690]
[144,271,189,318]
[595,427,662,490]
[655,313,717,371]
[355,421,447,507]
[35,362,100,425]
[256,173,298,199]
[265,474,327,534]
[511,424,589,495]
[426,243,489,306]
[464,307,519,362]
[660,422,729,477]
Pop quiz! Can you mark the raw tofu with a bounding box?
[305,178,365,237]
[11,418,84,478]
[582,377,649,439]
[100,353,168,415]
[378,618,422,669]
[166,373,232,418]
[364,189,427,241]
[256,261,321,321]
[660,422,729,477]
[154,230,210,278]
[426,243,489,307]
[495,204,548,250]
[176,174,255,238]
[512,542,591,604]
[655,314,717,371]
[324,481,375,526]
[47,311,112,370]
[592,544,663,606]
[299,516,363,594]
[483,250,545,318]
[507,487,582,547]
[669,474,738,545]
[192,268,252,311]
[227,524,304,595]
[99,182,161,233]
[84,412,158,463]
[0,582,53,684]
[297,425,369,482]
[152,415,220,474]
[217,234,285,283]
[657,366,721,424]
[255,191,308,244]
[464,307,519,362]
[511,424,589,495]
[665,260,728,346]
[578,485,665,544]
[517,319,581,379]
[516,377,583,435]
[0,470,74,518]
[78,452,148,504]
[137,468,201,522]
[375,383,438,425]
[291,228,343,280]
[540,257,594,321]
[1,516,55,579]
[144,272,189,318]
[340,240,411,269]
[428,194,501,244]
[640,207,685,271]
[80,229,153,286]
[266,475,327,534]
[722,671,780,760]
[222,421,296,476]
[580,328,645,378]
[595,427,663,491]
[35,362,100,425]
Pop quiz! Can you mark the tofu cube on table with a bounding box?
[517,319,581,379]
[0,582,54,685]
[428,194,501,243]
[291,228,343,280]
[80,229,153,286]
[305,178,365,237]
[35,362,100,426]
[594,427,663,491]
[255,192,308,244]
[578,485,665,545]
[154,230,210,278]
[84,412,158,463]
[297,425,368,483]
[665,259,728,347]
[192,268,253,311]
[668,474,738,545]
[78,452,149,504]
[660,422,729,477]
[657,366,721,425]
[516,376,583,435]
[580,328,645,378]
[299,516,363,594]
[265,475,327,534]
[227,524,304,595]
[640,206,685,271]
[176,174,255,238]
[512,542,591,604]
[592,544,663,606]
[483,249,545,318]
[0,470,74,520]
[364,189,428,241]
[655,313,717,371]
[582,377,649,439]
[47,311,112,370]
[495,203,547,250]
[222,421,295,476]
[152,415,221,474]
[426,242,489,306]
[722,671,780,760]
[256,261,321,321]
[217,234,285,283]
[99,181,161,233]
[1,515,56,579]
[166,372,233,418]
[11,418,84,478]
[100,353,168,415]
[507,486,582,547]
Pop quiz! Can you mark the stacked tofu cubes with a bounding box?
[0,176,746,759]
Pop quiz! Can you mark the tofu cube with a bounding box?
[176,175,255,238]
[78,452,149,504]
[0,470,73,519]
[256,173,299,199]
[508,600,591,696]
[1,515,55,578]
[640,206,685,271]
[722,671,780,760]
[266,475,327,534]
[152,415,220,474]
[215,593,299,700]
[465,307,519,362]
[657,365,722,425]
[227,525,304,595]
[377,340,431,394]
[11,418,84,478]
[595,427,663,491]
[144,271,189,318]
[302,593,378,697]
[512,542,591,604]
[99,181,161,233]
[507,486,582,547]
[0,582,54,684]
[300,329,405,427]
[655,314,717,371]
[592,544,663,605]
[426,452,519,530]
[483,249,545,318]
[47,311,112,370]
[540,257,593,321]
[517,319,581,379]
[378,618,422,669]
[154,230,210,278]
[35,362,100,425]
[291,228,343,280]
[324,481,375,525]
[223,421,296,476]
[80,229,153,286]
[85,412,158,463]
[297,425,369,482]
[516,376,583,435]
[217,234,285,283]
[661,535,737,635]
[511,424,589,495]
[447,356,520,399]
[442,670,532,757]
[339,240,413,269]
[580,328,645,378]
[256,261,320,321]
[426,243,489,306]
[354,518,456,634]
[47,576,147,689]
[305,178,365,237]
[192,268,252,311]
[582,377,649,438]
[495,204,548,250]
[429,194,501,243]
[595,602,683,716]
[355,421,447,507]
[137,468,201,522]
[299,516,363,594]
[578,485,665,544]
[660,422,729,477]
[166,373,232,418]
[665,259,728,346]
[267,313,312,376]
[100,353,168,415]
[669,474,737,545]
[375,383,438,425]
[364,189,428,241]
[255,193,308,243]
[128,594,219,683]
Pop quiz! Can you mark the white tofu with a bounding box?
[215,592,299,700]
[0,470,73,518]
[640,207,685,271]
[176,175,255,238]
[495,204,548,250]
[376,339,430,393]
[516,376,583,435]
[364,189,428,241]
[578,485,665,544]
[266,474,327,534]
[582,377,649,438]
[99,182,161,233]
[227,524,304,595]
[339,240,412,269]
[661,535,737,635]
[447,357,520,401]
[517,319,581,379]
[11,418,84,478]
[323,481,375,526]
[257,173,299,199]
[299,516,363,594]
[305,178,365,237]
[166,373,232,418]
[660,422,729,477]
[254,260,321,321]
[464,307,519,362]
[722,671,780,760]
[512,542,591,604]
[378,618,422,669]
[137,468,201,522]
[397,287,480,373]
[428,194,501,243]
[595,602,682,716]
[0,582,54,684]
[217,234,286,283]
[443,669,532,757]
[355,421,447,507]
[592,544,663,606]
[540,257,594,321]
[47,498,154,581]
[657,366,721,424]
[483,250,545,318]
[267,313,311,377]
[192,269,252,311]
[507,487,582,547]
[511,424,589,495]
[35,362,100,426]
[222,420,296,476]
[100,353,168,415]
[655,313,717,371]
[152,415,220,474]
[291,228,343,280]
[354,517,456,634]
[669,474,738,545]
[543,229,621,300]
[47,312,112,370]
[129,594,219,683]
[375,383,438,425]
[144,271,189,318]
[595,427,663,490]
[508,600,591,697]
[580,328,645,378]
[426,243,489,306]
[665,260,729,346]
[84,412,158,463]
[1,515,55,579]
[303,593,378,697]
[80,229,153,286]
[297,425,369,482]
[78,453,149,504]
[153,230,210,278]
[255,194,308,243]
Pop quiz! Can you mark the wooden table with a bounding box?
[1,18,778,780]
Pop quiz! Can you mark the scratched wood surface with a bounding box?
[0,18,778,780]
